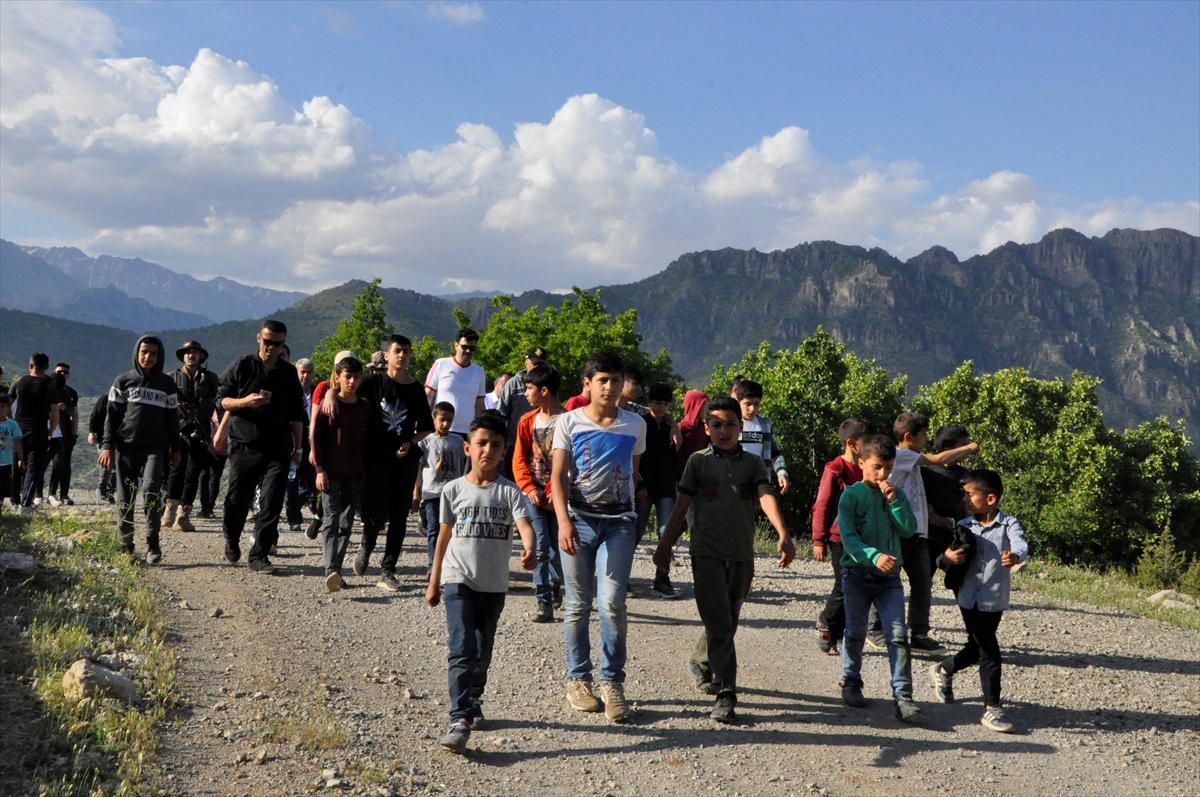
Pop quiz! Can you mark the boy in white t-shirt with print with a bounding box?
[423,328,487,437]
[866,412,978,657]
[426,413,536,755]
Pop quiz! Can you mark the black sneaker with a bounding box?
[687,660,716,694]
[468,700,485,730]
[146,549,162,565]
[817,618,834,655]
[224,544,241,564]
[929,662,954,703]
[305,517,321,540]
[377,572,402,592]
[710,691,737,724]
[552,584,563,609]
[62,497,74,506]
[353,549,369,576]
[910,635,950,658]
[841,684,867,708]
[650,577,678,600]
[440,719,470,754]
[894,696,923,723]
[531,601,553,623]
[197,508,214,519]
[866,628,888,651]
[289,524,302,532]
[248,559,275,575]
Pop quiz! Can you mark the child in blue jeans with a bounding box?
[414,402,467,572]
[836,434,922,722]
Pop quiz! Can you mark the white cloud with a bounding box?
[2,1,1197,293]
[427,3,485,25]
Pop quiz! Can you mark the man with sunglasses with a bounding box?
[215,319,307,574]
[424,328,487,440]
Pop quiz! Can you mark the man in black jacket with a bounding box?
[215,320,306,574]
[164,340,218,531]
[11,352,60,512]
[99,336,181,562]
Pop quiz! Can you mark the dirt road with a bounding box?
[137,505,1199,797]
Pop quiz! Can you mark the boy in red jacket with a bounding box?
[811,418,871,654]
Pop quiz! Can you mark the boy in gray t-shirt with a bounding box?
[414,403,468,570]
[426,414,535,755]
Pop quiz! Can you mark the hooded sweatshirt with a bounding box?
[675,390,710,475]
[103,335,180,451]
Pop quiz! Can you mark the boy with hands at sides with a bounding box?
[837,434,923,722]
[654,396,795,725]
[426,414,537,755]
[930,469,1027,734]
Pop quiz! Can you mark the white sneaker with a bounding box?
[47,496,62,508]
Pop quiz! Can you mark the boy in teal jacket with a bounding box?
[836,434,922,721]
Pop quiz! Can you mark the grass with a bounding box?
[265,713,348,753]
[1013,559,1200,633]
[0,508,177,796]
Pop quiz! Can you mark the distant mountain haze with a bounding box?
[1,228,1195,440]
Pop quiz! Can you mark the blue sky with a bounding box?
[1,0,1197,292]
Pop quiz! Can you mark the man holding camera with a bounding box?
[163,340,218,532]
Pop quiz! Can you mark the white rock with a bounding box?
[1160,599,1196,611]
[178,600,193,610]
[61,658,138,703]
[321,768,339,779]
[0,552,36,573]
[1147,589,1195,605]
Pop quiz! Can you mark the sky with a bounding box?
[1,0,1197,294]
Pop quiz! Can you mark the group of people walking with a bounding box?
[0,318,1030,755]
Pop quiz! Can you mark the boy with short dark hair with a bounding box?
[867,412,978,658]
[0,395,23,509]
[312,356,370,592]
[415,403,468,570]
[733,380,789,494]
[426,413,536,754]
[931,469,1027,734]
[922,423,973,572]
[811,417,871,655]
[512,364,565,622]
[655,396,795,723]
[636,382,680,599]
[837,434,922,722]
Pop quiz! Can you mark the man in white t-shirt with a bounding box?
[551,352,646,724]
[483,372,511,411]
[424,328,487,437]
[866,412,978,659]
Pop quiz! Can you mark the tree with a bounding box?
[462,289,679,396]
[311,278,393,377]
[706,329,908,527]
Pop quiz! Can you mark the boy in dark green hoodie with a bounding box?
[836,434,921,721]
[99,336,181,563]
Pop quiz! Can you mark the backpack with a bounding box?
[942,522,977,594]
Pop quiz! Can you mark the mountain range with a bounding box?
[1,228,1196,438]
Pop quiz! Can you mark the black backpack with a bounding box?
[942,522,977,594]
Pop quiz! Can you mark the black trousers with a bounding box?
[285,453,315,526]
[166,436,213,506]
[114,444,167,553]
[202,454,227,511]
[20,427,50,507]
[869,534,932,638]
[222,444,289,563]
[942,606,1004,706]
[818,540,846,640]
[360,453,420,573]
[49,435,76,499]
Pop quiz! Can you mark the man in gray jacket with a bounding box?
[99,335,181,563]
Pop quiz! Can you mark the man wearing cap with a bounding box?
[496,347,549,476]
[215,320,306,574]
[164,340,219,531]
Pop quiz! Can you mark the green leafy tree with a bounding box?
[706,329,908,527]
[463,289,679,396]
[409,335,452,381]
[311,278,393,377]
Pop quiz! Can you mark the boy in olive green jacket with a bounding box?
[836,434,922,721]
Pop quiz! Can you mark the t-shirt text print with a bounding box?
[109,385,179,410]
[438,477,533,593]
[452,503,515,540]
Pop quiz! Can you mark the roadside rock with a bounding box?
[209,607,224,618]
[1147,589,1197,606]
[61,658,138,703]
[0,552,36,574]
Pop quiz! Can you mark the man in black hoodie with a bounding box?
[215,319,306,574]
[99,336,181,562]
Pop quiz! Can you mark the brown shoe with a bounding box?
[566,679,602,712]
[161,499,180,529]
[175,505,196,532]
[599,681,631,722]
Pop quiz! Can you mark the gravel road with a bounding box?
[128,503,1199,797]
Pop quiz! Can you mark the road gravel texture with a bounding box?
[133,506,1199,797]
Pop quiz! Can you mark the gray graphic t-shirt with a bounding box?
[419,433,468,499]
[438,476,533,593]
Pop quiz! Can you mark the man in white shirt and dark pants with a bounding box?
[425,328,487,440]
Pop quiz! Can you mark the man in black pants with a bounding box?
[216,320,305,574]
[286,358,317,531]
[47,362,79,505]
[10,352,60,512]
[352,335,434,590]
[164,340,218,531]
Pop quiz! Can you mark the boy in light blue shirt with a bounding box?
[930,468,1028,734]
[0,395,23,508]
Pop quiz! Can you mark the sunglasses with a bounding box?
[458,344,477,351]
[261,338,286,349]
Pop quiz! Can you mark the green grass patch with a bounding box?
[1014,559,1200,633]
[0,509,177,796]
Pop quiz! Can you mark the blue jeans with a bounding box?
[422,497,441,572]
[841,568,912,699]
[444,582,506,721]
[561,512,637,682]
[529,505,563,603]
[634,495,676,546]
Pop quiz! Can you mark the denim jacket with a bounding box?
[953,511,1028,612]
